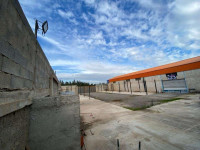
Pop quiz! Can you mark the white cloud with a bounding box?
[84,0,96,5]
[50,60,79,66]
[172,0,200,14]
[165,0,200,49]
[19,0,200,83]
[55,60,137,83]
[58,9,74,18]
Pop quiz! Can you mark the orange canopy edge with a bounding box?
[109,56,200,82]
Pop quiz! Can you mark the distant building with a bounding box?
[108,56,200,93]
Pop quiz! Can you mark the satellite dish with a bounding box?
[34,19,48,38]
[42,21,48,35]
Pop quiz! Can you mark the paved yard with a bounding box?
[80,94,200,150]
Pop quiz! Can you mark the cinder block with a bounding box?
[14,49,27,69]
[29,72,34,81]
[0,40,32,74]
[2,56,21,76]
[0,40,15,60]
[10,75,24,89]
[26,62,34,73]
[0,71,11,89]
[24,79,33,89]
[20,67,31,80]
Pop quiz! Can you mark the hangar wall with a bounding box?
[108,69,200,93]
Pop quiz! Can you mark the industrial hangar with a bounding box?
[108,56,200,93]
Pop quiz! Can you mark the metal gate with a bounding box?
[162,79,188,93]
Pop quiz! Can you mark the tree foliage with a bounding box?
[60,80,95,86]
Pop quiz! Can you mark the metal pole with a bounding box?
[84,86,85,97]
[117,139,119,150]
[127,81,129,92]
[89,85,90,99]
[143,78,148,95]
[154,80,158,93]
[139,141,141,150]
[35,20,39,38]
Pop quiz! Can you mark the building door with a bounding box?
[162,79,187,92]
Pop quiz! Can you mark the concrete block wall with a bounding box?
[108,69,200,93]
[0,0,60,149]
[130,79,140,92]
[61,85,79,95]
[114,82,120,91]
[185,69,200,92]
[108,83,111,91]
[0,0,60,115]
[144,76,162,93]
[108,77,162,93]
[96,84,108,92]
[29,95,80,150]
[0,0,59,94]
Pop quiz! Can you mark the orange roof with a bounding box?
[109,56,200,82]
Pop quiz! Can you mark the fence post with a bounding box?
[89,85,90,99]
[117,139,119,150]
[84,86,85,97]
[139,141,141,150]
[143,78,148,95]
[154,80,158,93]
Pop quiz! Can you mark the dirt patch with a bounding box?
[112,99,122,102]
[84,92,183,110]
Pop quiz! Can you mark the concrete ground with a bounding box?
[83,92,182,109]
[80,94,200,150]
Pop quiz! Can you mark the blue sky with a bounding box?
[19,0,200,83]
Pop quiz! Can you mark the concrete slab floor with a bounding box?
[80,94,200,150]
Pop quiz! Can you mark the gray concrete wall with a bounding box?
[131,79,140,92]
[185,69,200,92]
[96,84,108,92]
[0,0,59,96]
[29,95,80,150]
[144,76,162,93]
[108,69,200,93]
[108,77,162,93]
[0,0,60,149]
[61,85,78,95]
